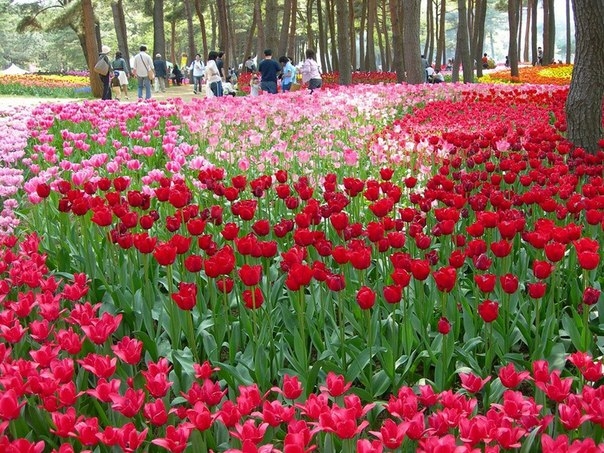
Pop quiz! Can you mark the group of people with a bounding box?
[97,45,324,100]
[250,48,322,96]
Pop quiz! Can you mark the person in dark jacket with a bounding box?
[153,53,168,92]
[171,64,184,86]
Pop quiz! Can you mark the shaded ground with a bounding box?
[0,82,204,107]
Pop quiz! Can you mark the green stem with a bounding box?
[166,265,181,350]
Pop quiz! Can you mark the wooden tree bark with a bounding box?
[183,0,196,62]
[380,0,391,71]
[565,0,572,63]
[81,0,102,98]
[278,0,293,57]
[542,0,555,64]
[317,0,329,71]
[359,0,366,70]
[265,0,279,54]
[349,0,356,71]
[454,0,473,83]
[530,0,537,64]
[472,0,487,78]
[306,0,315,51]
[337,0,352,84]
[508,0,520,78]
[153,0,167,60]
[389,0,405,82]
[255,0,265,60]
[402,0,422,84]
[111,0,130,72]
[288,0,298,59]
[327,0,338,72]
[565,1,604,154]
[435,0,446,69]
[194,0,209,59]
[365,0,377,70]
[523,0,531,62]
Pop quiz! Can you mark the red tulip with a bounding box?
[356,286,376,310]
[242,287,264,309]
[432,266,457,293]
[527,282,547,299]
[474,274,496,293]
[171,282,198,310]
[498,363,530,389]
[238,264,262,286]
[583,286,601,306]
[477,299,499,323]
[459,372,491,393]
[153,242,178,266]
[437,317,451,335]
[383,285,402,304]
[533,260,554,279]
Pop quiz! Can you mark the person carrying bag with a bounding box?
[96,45,112,100]
[132,45,154,100]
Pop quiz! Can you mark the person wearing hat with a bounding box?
[98,45,112,100]
[153,53,168,93]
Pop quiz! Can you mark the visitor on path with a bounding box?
[421,54,429,82]
[189,53,205,94]
[153,54,168,93]
[132,45,154,100]
[279,56,295,92]
[171,64,184,86]
[216,51,225,80]
[432,68,444,83]
[205,51,223,97]
[244,56,255,73]
[301,49,322,94]
[258,49,281,94]
[249,74,260,96]
[111,71,122,100]
[482,53,489,69]
[98,45,112,100]
[111,51,130,99]
[425,65,435,83]
[536,47,543,66]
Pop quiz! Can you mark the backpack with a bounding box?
[94,57,110,75]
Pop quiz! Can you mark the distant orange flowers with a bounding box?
[479,64,573,85]
[0,74,89,89]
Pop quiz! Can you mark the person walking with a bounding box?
[258,49,281,94]
[278,56,296,92]
[205,50,223,97]
[98,45,112,100]
[153,53,168,93]
[111,51,130,99]
[300,49,322,94]
[189,54,205,94]
[132,45,154,100]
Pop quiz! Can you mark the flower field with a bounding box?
[0,81,603,452]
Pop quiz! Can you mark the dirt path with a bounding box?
[1,83,204,107]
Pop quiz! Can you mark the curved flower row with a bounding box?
[477,64,573,85]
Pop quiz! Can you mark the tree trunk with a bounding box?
[365,0,377,70]
[194,0,209,59]
[530,0,537,64]
[349,0,356,71]
[565,0,571,64]
[455,0,473,83]
[389,0,404,82]
[288,0,298,59]
[508,0,520,78]
[278,0,293,57]
[255,0,265,59]
[337,0,352,83]
[435,0,446,70]
[472,0,487,78]
[111,0,130,73]
[402,0,422,84]
[184,0,196,62]
[153,0,166,60]
[565,1,604,154]
[81,0,102,98]
[359,0,366,70]
[265,0,279,55]
[542,0,555,64]
[317,0,329,71]
[523,0,531,62]
[327,0,338,72]
[380,0,391,71]
[306,0,315,50]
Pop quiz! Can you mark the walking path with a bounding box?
[1,83,203,107]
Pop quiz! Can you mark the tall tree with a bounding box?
[183,0,196,63]
[336,0,352,83]
[278,0,293,57]
[365,0,377,70]
[389,0,404,82]
[153,0,167,60]
[565,0,572,63]
[81,0,102,97]
[542,0,555,64]
[111,0,130,72]
[402,0,422,84]
[454,0,473,83]
[435,0,447,69]
[565,1,604,154]
[194,0,209,59]
[508,0,520,78]
[471,0,487,78]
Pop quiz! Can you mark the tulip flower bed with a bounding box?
[477,64,573,85]
[1,83,603,452]
[0,74,93,98]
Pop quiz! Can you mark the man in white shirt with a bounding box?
[132,45,154,100]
